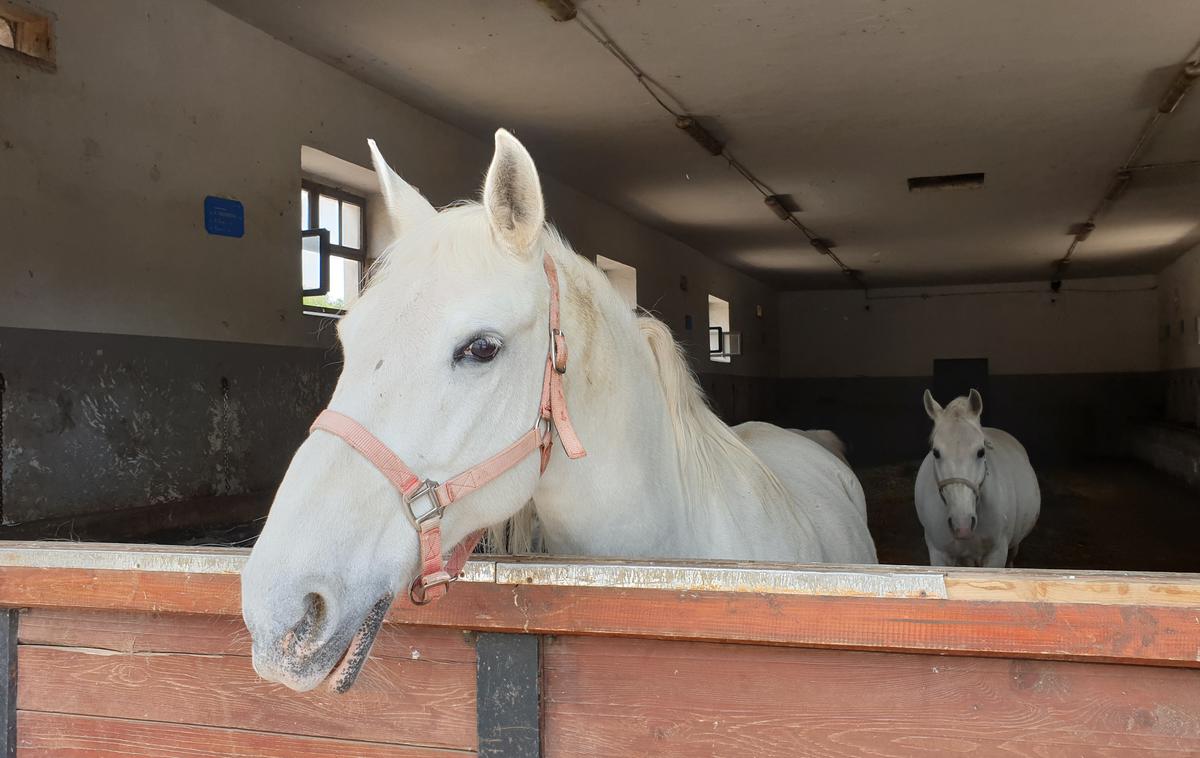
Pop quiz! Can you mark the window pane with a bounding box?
[301,234,322,292]
[341,202,362,249]
[300,190,309,230]
[326,255,362,309]
[319,194,341,245]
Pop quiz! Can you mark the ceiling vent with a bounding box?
[907,172,985,192]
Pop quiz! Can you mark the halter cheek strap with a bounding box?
[308,254,586,605]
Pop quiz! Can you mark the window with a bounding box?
[708,294,732,363]
[0,4,54,69]
[596,255,637,310]
[301,181,366,316]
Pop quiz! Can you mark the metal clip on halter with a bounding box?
[405,479,444,525]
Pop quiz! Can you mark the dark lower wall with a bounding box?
[773,372,1164,466]
[0,327,338,524]
[1129,423,1200,492]
[0,325,1169,524]
[1,329,779,527]
[1165,368,1200,428]
[696,373,778,427]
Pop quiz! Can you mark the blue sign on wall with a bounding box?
[204,196,244,238]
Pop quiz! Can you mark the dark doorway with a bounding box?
[932,358,989,407]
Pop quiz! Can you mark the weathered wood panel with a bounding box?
[16,641,476,751]
[16,711,470,757]
[543,636,1200,757]
[17,608,475,664]
[3,567,1199,667]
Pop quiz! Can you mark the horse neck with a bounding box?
[530,251,693,558]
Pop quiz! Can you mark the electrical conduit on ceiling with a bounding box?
[538,0,867,290]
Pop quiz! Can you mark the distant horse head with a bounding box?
[923,389,988,540]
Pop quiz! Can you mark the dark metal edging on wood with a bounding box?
[1,609,16,758]
[476,633,541,758]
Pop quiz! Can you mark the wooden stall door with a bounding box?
[544,636,1200,757]
[14,608,477,757]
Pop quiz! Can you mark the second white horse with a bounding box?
[914,389,1040,568]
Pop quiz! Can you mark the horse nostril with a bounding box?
[283,593,328,657]
[970,515,977,530]
[947,517,954,533]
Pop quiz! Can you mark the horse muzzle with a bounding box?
[949,514,977,540]
[247,590,393,693]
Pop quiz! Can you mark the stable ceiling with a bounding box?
[210,0,1200,288]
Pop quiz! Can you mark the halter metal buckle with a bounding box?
[409,571,455,606]
[550,328,566,374]
[405,479,444,525]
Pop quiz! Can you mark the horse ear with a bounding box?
[968,388,983,417]
[923,389,942,420]
[368,139,436,244]
[483,129,545,257]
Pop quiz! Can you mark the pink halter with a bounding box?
[307,254,586,605]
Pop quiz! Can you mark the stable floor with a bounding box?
[863,459,1200,572]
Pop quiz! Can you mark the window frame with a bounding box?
[707,294,733,363]
[300,179,368,316]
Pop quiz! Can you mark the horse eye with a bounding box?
[976,448,985,458]
[932,448,941,459]
[460,336,502,363]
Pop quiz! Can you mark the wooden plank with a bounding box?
[16,711,470,757]
[17,608,475,664]
[4,542,1200,607]
[16,643,476,751]
[1,610,14,758]
[944,574,1200,607]
[3,568,1200,667]
[0,566,244,615]
[476,634,540,758]
[543,636,1200,757]
[4,539,1200,608]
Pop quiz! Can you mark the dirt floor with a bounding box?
[862,459,1200,572]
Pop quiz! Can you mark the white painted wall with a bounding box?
[1159,243,1200,371]
[0,0,776,375]
[779,276,1159,378]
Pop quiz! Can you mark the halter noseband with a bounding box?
[936,456,989,503]
[307,254,586,605]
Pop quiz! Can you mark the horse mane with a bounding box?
[636,315,796,523]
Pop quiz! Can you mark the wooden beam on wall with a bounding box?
[476,634,541,758]
[1,609,15,758]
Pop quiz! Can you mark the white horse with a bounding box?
[490,427,851,554]
[241,129,877,692]
[792,429,849,465]
[914,389,1040,568]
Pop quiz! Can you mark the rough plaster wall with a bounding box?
[0,327,338,523]
[0,0,777,377]
[778,276,1158,378]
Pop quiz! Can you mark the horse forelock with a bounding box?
[930,397,984,446]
